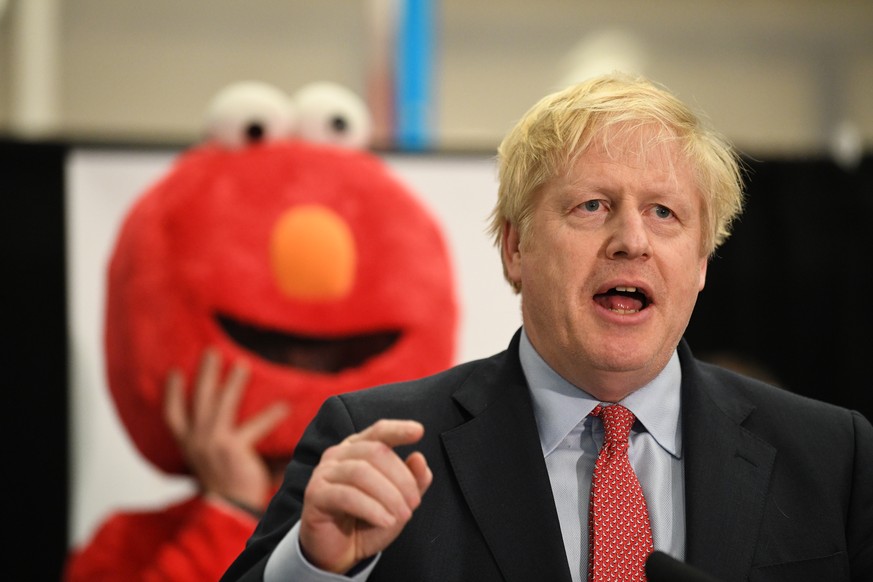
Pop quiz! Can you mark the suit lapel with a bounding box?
[679,343,776,581]
[441,333,572,582]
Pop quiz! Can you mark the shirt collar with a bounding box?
[520,327,682,459]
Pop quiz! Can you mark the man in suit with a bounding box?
[220,73,873,582]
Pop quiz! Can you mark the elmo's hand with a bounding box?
[164,348,289,514]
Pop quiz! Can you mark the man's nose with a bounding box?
[605,209,652,259]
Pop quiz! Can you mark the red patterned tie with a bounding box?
[588,404,654,582]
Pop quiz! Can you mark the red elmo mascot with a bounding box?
[64,81,458,581]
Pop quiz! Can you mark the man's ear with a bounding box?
[697,255,708,292]
[502,221,522,286]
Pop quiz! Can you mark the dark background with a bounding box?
[686,155,873,421]
[4,140,871,580]
[4,140,69,582]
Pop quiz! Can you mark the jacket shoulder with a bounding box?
[333,348,512,426]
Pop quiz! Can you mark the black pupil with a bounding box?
[331,115,348,133]
[246,122,265,142]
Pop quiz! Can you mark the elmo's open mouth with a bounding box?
[216,314,400,374]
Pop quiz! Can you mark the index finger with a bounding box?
[344,419,425,448]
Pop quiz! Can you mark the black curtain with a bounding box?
[1,140,69,581]
[687,154,873,423]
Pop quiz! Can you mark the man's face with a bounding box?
[503,124,707,400]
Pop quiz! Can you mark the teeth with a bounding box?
[611,308,639,314]
[614,286,637,292]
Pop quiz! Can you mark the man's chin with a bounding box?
[579,348,666,394]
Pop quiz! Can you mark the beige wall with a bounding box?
[0,0,871,157]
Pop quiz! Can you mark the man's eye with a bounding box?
[582,200,601,212]
[654,205,673,219]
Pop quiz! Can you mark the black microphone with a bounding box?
[645,551,721,582]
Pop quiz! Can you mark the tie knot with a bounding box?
[591,404,635,444]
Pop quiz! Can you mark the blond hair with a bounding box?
[489,73,745,291]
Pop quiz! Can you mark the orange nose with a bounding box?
[270,205,356,301]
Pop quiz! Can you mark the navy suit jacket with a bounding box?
[221,330,873,582]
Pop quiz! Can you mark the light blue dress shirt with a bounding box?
[520,329,685,582]
[265,328,685,581]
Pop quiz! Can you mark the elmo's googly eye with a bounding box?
[292,82,372,150]
[204,81,296,148]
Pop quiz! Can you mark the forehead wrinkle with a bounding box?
[565,138,687,199]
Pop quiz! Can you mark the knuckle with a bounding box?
[344,459,369,480]
[322,443,346,461]
[371,441,392,457]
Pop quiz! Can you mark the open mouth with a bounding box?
[216,313,401,374]
[593,286,651,314]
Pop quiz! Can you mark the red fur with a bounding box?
[105,140,459,474]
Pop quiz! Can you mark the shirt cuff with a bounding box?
[264,521,380,582]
